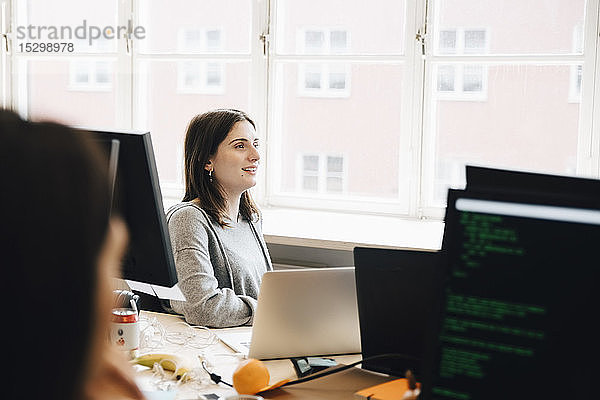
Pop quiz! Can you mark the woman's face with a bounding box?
[206,120,260,198]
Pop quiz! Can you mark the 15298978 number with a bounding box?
[18,42,74,53]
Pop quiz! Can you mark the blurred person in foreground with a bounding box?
[1,109,145,400]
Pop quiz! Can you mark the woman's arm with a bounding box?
[168,206,256,328]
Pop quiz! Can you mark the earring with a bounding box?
[208,169,213,182]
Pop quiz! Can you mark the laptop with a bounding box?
[218,267,361,360]
[353,247,443,378]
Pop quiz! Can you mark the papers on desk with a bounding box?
[125,280,186,301]
[215,329,252,355]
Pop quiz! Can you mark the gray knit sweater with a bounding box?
[166,202,272,328]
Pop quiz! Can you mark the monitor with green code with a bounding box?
[422,188,600,400]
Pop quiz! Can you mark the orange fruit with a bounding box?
[232,358,270,395]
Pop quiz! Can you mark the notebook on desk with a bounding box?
[218,267,361,360]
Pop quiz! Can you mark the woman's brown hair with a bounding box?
[183,109,260,226]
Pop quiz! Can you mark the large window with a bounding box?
[1,0,598,238]
[423,0,589,213]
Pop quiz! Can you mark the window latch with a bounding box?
[1,3,9,53]
[1,33,8,52]
[260,33,270,56]
[416,29,426,56]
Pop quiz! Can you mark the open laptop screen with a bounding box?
[353,247,442,378]
[422,189,600,399]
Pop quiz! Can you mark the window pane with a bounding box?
[95,62,111,84]
[182,61,201,88]
[464,30,486,54]
[462,65,483,92]
[303,64,322,89]
[276,0,406,55]
[303,175,319,191]
[330,30,348,53]
[304,30,325,53]
[138,0,251,54]
[180,28,203,52]
[326,176,344,192]
[73,63,90,84]
[432,0,587,55]
[135,60,250,184]
[274,62,407,204]
[206,63,222,86]
[437,65,455,92]
[206,29,222,50]
[327,156,344,173]
[303,155,319,172]
[24,59,118,127]
[427,64,580,205]
[438,30,457,54]
[329,72,346,90]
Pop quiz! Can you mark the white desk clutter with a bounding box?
[127,310,365,399]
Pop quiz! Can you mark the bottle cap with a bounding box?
[111,307,139,323]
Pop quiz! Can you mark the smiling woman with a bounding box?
[165,109,273,328]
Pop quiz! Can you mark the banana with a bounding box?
[132,353,192,381]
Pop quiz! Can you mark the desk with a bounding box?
[134,311,394,399]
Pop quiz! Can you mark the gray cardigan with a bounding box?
[166,202,272,327]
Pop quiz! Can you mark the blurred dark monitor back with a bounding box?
[84,128,177,287]
[465,165,600,204]
[353,247,443,378]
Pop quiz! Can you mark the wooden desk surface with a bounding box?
[134,311,394,399]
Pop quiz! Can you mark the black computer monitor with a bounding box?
[465,165,600,204]
[422,188,600,399]
[90,137,119,207]
[85,128,177,288]
[353,247,443,378]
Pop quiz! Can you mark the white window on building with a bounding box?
[299,153,346,194]
[299,63,351,97]
[299,28,350,54]
[436,28,489,100]
[298,28,350,97]
[68,60,113,91]
[177,27,224,93]
[178,27,223,52]
[178,61,224,94]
